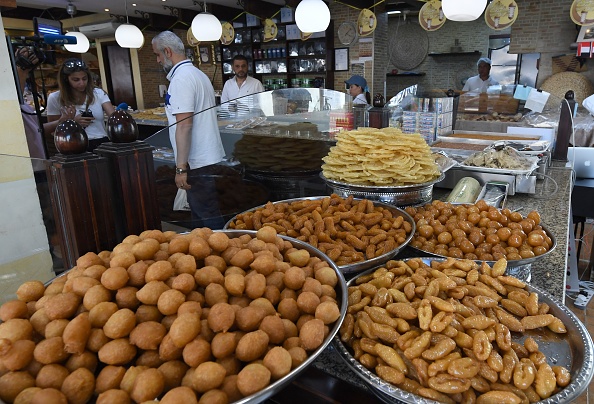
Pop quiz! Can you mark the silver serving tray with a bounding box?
[33,230,348,404]
[408,222,557,269]
[224,196,415,274]
[333,257,594,404]
[321,172,446,192]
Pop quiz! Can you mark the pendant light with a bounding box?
[442,0,487,21]
[295,0,331,33]
[115,0,145,48]
[191,2,223,42]
[64,2,90,53]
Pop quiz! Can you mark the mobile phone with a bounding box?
[81,109,93,118]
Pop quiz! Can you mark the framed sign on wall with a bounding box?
[334,47,349,71]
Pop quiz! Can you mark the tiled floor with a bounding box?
[570,221,594,403]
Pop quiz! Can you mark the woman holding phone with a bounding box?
[46,58,115,151]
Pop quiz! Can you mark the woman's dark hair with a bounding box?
[57,58,95,108]
[364,90,371,105]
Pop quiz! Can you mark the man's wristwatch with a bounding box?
[175,166,189,175]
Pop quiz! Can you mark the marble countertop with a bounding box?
[311,163,574,392]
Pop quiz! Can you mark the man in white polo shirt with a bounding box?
[462,57,499,93]
[220,55,264,116]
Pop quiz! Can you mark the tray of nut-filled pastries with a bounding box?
[332,257,594,404]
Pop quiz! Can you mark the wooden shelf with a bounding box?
[386,72,425,77]
[428,51,481,57]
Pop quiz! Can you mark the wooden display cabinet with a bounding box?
[220,22,334,91]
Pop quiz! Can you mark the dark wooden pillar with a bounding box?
[45,152,118,269]
[95,141,161,242]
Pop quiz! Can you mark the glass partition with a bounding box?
[0,153,64,302]
[142,89,351,231]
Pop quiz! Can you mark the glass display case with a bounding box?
[143,88,351,230]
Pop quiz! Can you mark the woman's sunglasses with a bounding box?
[63,59,87,72]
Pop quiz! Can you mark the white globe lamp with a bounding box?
[191,12,223,42]
[295,0,331,33]
[64,31,90,53]
[115,24,145,48]
[442,0,488,21]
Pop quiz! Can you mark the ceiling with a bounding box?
[3,0,422,26]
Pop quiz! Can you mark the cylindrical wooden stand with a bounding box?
[45,152,117,269]
[95,141,161,241]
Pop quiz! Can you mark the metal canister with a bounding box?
[446,177,481,204]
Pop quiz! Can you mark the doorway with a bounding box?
[102,42,137,110]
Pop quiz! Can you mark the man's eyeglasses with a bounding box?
[63,60,87,71]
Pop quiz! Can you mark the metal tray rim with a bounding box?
[320,172,446,191]
[332,257,594,404]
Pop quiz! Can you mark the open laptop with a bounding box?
[568,147,594,179]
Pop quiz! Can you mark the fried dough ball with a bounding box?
[129,321,166,351]
[130,368,164,403]
[198,388,228,404]
[13,386,41,404]
[103,309,136,339]
[97,338,137,365]
[35,364,70,389]
[192,361,226,393]
[62,312,91,354]
[224,273,245,297]
[0,339,35,371]
[95,365,126,394]
[235,306,266,332]
[160,386,198,404]
[204,284,228,306]
[44,292,80,321]
[245,273,266,299]
[34,337,68,364]
[100,267,129,291]
[169,313,202,348]
[1,300,29,321]
[30,388,68,404]
[60,367,95,404]
[277,298,300,323]
[158,289,186,316]
[211,332,237,359]
[65,351,98,373]
[288,346,308,368]
[136,281,169,305]
[82,285,112,311]
[96,389,130,404]
[315,301,341,325]
[89,302,118,328]
[182,339,212,367]
[236,363,271,396]
[263,346,292,380]
[195,267,225,288]
[236,330,269,362]
[259,315,285,345]
[284,267,306,290]
[299,319,325,351]
[145,261,174,282]
[207,303,235,333]
[0,371,36,403]
[158,360,189,392]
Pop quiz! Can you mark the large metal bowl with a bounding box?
[27,230,348,404]
[224,196,416,274]
[333,257,594,404]
[322,173,446,207]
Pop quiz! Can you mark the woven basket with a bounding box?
[541,72,594,105]
[388,22,429,71]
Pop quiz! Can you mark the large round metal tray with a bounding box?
[38,230,348,404]
[322,173,445,207]
[332,257,594,404]
[408,222,557,269]
[224,196,416,274]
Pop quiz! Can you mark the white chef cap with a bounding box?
[477,57,492,67]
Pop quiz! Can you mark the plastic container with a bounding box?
[446,177,481,204]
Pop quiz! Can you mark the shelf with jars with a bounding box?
[220,22,334,91]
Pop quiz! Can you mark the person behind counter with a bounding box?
[220,55,264,117]
[462,57,499,93]
[46,58,115,152]
[152,30,226,229]
[345,75,371,105]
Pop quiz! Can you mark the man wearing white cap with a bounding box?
[462,57,499,93]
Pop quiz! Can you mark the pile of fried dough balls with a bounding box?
[0,227,343,404]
